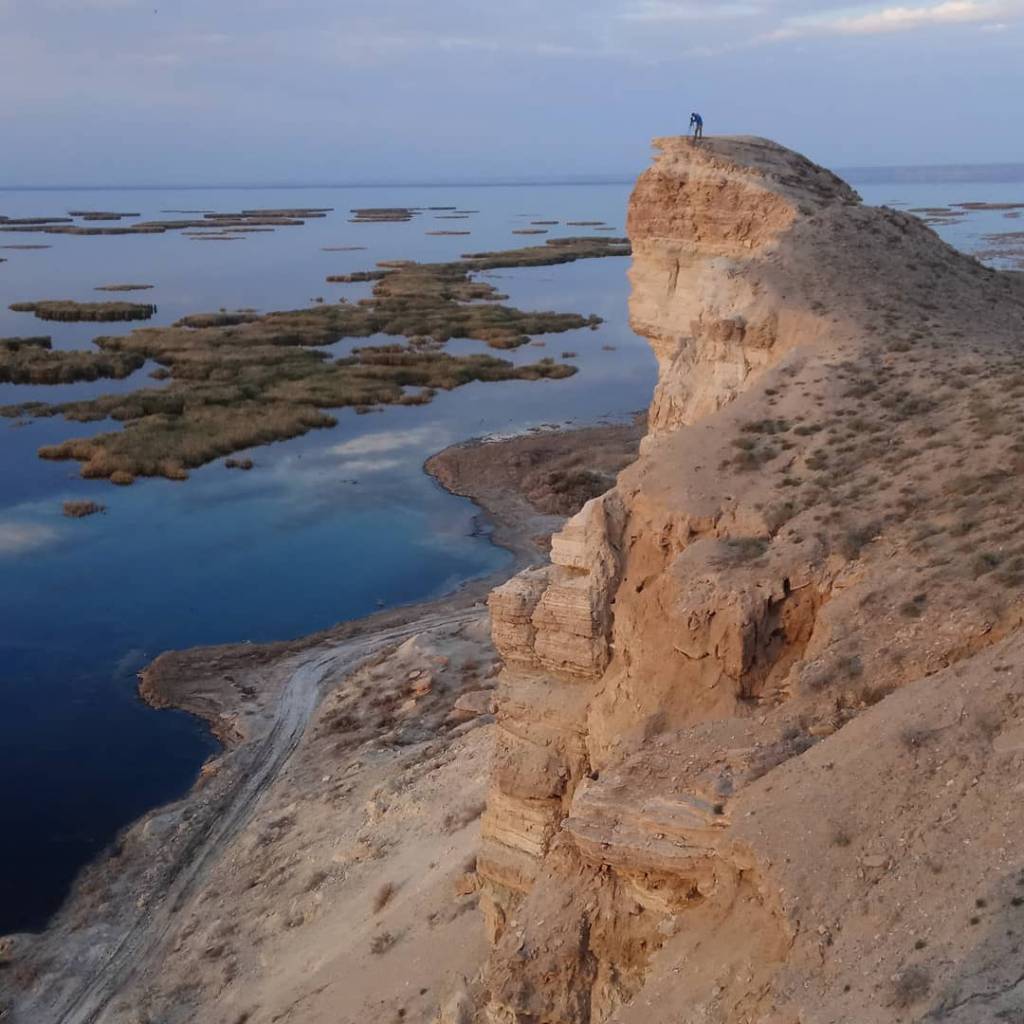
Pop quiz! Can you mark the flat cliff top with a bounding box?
[649,134,861,206]
[631,131,1024,353]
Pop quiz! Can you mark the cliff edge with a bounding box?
[480,136,1024,1023]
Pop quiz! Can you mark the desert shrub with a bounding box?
[304,869,328,892]
[838,522,879,560]
[899,593,927,617]
[747,732,816,781]
[443,800,486,833]
[373,881,395,913]
[900,726,935,750]
[972,552,1002,578]
[837,654,864,679]
[711,537,768,566]
[763,502,797,532]
[741,418,790,435]
[892,966,931,1008]
[370,931,397,954]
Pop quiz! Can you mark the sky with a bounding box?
[1,0,1022,186]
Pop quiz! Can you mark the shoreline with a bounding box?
[2,416,643,1023]
[138,414,644,743]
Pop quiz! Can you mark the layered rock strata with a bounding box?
[478,137,1024,1022]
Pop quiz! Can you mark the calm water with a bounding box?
[0,169,1019,934]
[0,183,656,933]
[853,173,1024,269]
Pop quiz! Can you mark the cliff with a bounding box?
[11,137,1024,1024]
[479,137,1024,1023]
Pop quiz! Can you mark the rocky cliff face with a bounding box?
[477,137,1024,1023]
[627,136,852,435]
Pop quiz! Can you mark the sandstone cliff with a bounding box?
[480,137,1024,1023]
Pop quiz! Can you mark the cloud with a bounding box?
[334,457,405,474]
[0,522,58,556]
[765,0,1024,39]
[328,426,451,457]
[0,0,141,10]
[330,27,597,64]
[619,1,762,21]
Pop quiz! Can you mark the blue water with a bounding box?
[0,183,656,933]
[854,176,1024,268]
[0,170,1019,935]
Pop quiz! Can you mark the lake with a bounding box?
[0,167,1019,933]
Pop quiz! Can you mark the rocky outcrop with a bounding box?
[478,137,1024,1022]
[626,137,856,435]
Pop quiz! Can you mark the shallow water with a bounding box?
[0,183,654,932]
[0,170,1019,934]
[853,175,1024,268]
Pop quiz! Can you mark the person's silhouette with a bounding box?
[689,112,704,140]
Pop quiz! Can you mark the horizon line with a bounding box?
[0,177,636,192]
[2,159,1024,192]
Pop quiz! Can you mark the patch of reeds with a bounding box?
[1,336,51,351]
[4,236,628,483]
[9,300,155,322]
[0,212,317,238]
[0,343,143,384]
[62,500,105,518]
[349,208,417,223]
[68,210,140,219]
[175,312,260,328]
[0,216,73,225]
[238,208,332,217]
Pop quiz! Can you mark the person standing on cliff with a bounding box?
[689,112,704,140]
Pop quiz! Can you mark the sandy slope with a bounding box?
[476,136,1024,1023]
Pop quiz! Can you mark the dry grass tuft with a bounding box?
[369,931,398,954]
[373,881,395,913]
[442,800,486,834]
[891,966,931,1008]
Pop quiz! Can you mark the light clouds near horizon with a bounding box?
[1,0,1021,184]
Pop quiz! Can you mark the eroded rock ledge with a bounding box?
[477,137,1024,1023]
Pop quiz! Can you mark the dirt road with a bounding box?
[23,607,484,1024]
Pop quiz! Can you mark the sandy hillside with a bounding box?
[478,136,1024,1024]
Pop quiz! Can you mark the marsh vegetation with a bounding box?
[349,208,416,223]
[9,301,156,322]
[0,334,143,383]
[68,211,141,221]
[62,500,105,518]
[0,210,327,238]
[2,236,630,484]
